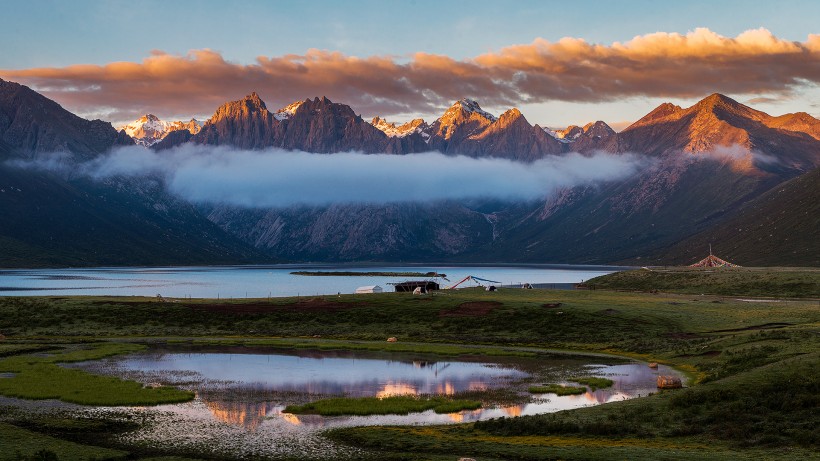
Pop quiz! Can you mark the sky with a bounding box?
[2,0,820,129]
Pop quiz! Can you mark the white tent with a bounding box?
[355,285,383,294]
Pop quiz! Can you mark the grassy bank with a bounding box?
[586,267,820,297]
[0,343,194,406]
[284,396,481,416]
[528,384,586,395]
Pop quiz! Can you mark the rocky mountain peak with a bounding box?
[244,92,267,109]
[119,114,203,147]
[582,121,615,138]
[274,100,305,121]
[0,78,133,158]
[439,99,497,126]
[695,93,739,110]
[766,111,820,140]
[627,102,684,130]
[498,107,523,122]
[549,125,583,141]
[207,92,272,126]
[687,93,768,124]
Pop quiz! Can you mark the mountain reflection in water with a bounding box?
[84,348,685,431]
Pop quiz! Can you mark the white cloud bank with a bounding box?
[14,146,648,207]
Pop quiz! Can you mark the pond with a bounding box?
[69,346,685,458]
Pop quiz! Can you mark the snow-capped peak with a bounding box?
[118,115,202,147]
[543,125,583,143]
[274,101,304,121]
[454,98,497,122]
[371,117,430,139]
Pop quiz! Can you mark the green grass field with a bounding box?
[0,267,817,460]
[528,384,586,395]
[284,396,482,416]
[0,343,194,406]
[585,266,820,297]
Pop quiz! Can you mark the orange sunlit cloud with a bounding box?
[2,28,819,122]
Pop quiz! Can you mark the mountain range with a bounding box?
[119,115,201,147]
[0,77,817,267]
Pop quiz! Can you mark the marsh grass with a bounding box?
[528,384,586,395]
[0,422,126,461]
[570,377,614,390]
[0,343,194,406]
[284,395,481,416]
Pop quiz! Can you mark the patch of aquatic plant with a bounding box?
[0,343,193,406]
[284,395,481,416]
[528,384,586,395]
[570,377,614,390]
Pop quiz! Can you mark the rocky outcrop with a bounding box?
[455,108,564,161]
[274,96,389,153]
[193,92,279,149]
[570,121,617,152]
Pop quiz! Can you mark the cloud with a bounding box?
[11,146,646,207]
[745,96,790,105]
[2,28,819,122]
[703,144,779,166]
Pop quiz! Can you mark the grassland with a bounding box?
[570,377,614,390]
[585,266,820,297]
[0,343,194,406]
[527,384,586,395]
[284,396,481,416]
[0,267,817,460]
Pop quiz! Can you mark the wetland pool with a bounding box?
[61,346,685,458]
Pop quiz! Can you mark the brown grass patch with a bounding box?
[439,301,502,317]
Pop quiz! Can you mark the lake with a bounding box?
[71,346,684,458]
[0,264,624,298]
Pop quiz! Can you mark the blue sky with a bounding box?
[2,0,819,128]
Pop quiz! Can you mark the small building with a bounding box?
[355,285,383,294]
[391,281,440,293]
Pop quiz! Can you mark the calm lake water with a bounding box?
[0,264,624,297]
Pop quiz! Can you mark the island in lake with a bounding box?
[291,271,446,277]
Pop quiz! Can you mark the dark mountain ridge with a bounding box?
[0,79,267,267]
[0,78,133,160]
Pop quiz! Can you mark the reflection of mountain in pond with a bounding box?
[502,405,524,417]
[202,399,279,430]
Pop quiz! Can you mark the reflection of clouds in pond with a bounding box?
[202,398,278,430]
[376,381,418,397]
[502,405,523,417]
[115,352,526,397]
[62,349,687,457]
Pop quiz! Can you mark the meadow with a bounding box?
[0,267,817,460]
